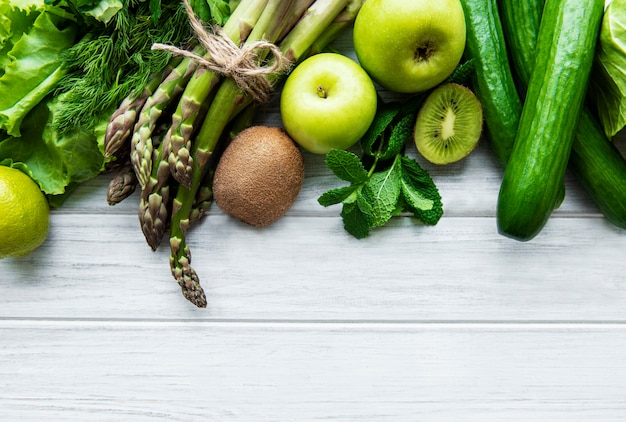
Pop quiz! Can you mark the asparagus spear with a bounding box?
[277,0,317,40]
[138,129,173,250]
[278,0,352,63]
[164,0,270,189]
[136,0,271,250]
[130,53,201,189]
[169,0,354,307]
[140,183,172,251]
[303,0,363,57]
[169,0,306,307]
[104,90,146,160]
[103,58,182,159]
[107,163,138,205]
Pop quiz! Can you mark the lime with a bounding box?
[0,166,50,258]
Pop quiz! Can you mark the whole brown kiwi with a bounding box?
[212,126,305,227]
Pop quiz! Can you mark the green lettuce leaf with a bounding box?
[0,2,77,136]
[1,2,38,73]
[0,94,105,198]
[81,0,123,23]
[590,0,626,139]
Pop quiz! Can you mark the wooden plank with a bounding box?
[1,321,626,421]
[2,212,625,320]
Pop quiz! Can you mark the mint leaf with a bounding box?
[324,149,369,183]
[401,157,434,211]
[401,178,434,211]
[361,156,402,228]
[318,185,358,207]
[445,59,476,85]
[341,201,370,239]
[361,105,400,156]
[362,95,427,161]
[376,113,414,161]
[355,188,374,219]
[320,70,461,238]
[401,155,437,187]
[400,156,443,225]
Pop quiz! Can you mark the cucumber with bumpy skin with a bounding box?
[459,0,521,167]
[569,113,626,230]
[500,0,626,231]
[496,0,605,241]
[498,0,543,92]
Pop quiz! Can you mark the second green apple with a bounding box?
[353,0,466,94]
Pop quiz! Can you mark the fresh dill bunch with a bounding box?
[53,0,195,134]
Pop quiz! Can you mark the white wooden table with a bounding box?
[2,32,626,421]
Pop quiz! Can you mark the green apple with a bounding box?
[280,53,377,155]
[353,0,466,94]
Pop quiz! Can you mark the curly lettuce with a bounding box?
[0,0,77,136]
[78,0,123,24]
[0,93,107,200]
[589,0,626,140]
[0,0,123,202]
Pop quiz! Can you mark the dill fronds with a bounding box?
[53,0,194,134]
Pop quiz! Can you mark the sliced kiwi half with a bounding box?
[413,83,483,165]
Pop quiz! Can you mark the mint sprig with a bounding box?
[318,100,443,239]
[317,60,478,238]
[317,60,475,239]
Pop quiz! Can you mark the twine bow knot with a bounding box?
[152,0,292,103]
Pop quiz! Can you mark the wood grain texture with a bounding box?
[1,203,625,320]
[2,321,626,421]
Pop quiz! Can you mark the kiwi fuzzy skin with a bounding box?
[212,126,305,227]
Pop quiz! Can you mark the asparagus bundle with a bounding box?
[105,0,364,307]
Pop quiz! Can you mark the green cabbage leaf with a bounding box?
[590,0,626,139]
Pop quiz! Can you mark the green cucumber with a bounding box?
[496,0,605,241]
[500,0,626,231]
[498,0,544,90]
[460,0,565,210]
[459,0,522,166]
[569,113,626,230]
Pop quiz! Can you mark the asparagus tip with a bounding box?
[171,256,207,308]
[107,165,138,205]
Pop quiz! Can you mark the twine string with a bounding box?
[152,0,292,103]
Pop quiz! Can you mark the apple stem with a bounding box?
[317,85,328,98]
[415,41,434,62]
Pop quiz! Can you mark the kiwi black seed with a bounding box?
[212,126,305,227]
[413,83,483,165]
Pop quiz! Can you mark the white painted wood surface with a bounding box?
[2,31,626,421]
